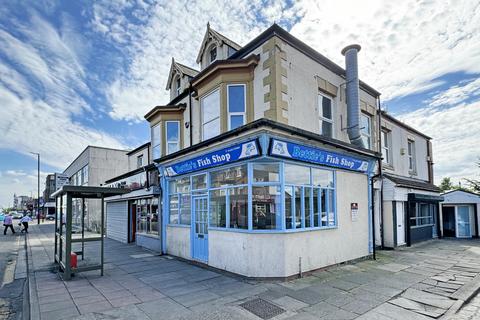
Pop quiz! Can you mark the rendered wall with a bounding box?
[128,147,150,170]
[136,234,162,252]
[208,170,369,278]
[166,225,191,260]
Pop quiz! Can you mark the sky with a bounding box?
[0,0,479,208]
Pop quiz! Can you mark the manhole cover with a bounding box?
[240,298,285,319]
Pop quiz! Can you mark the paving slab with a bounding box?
[401,288,455,310]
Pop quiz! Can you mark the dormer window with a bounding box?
[176,77,181,96]
[209,46,217,63]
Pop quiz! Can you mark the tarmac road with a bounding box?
[0,227,24,320]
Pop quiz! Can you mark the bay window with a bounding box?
[166,121,180,155]
[201,89,220,140]
[166,161,336,232]
[318,93,334,138]
[227,84,246,130]
[151,123,161,159]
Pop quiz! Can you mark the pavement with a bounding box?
[0,222,28,320]
[22,223,480,320]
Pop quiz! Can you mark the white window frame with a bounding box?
[381,129,391,165]
[165,121,180,155]
[408,139,416,172]
[137,154,143,168]
[227,84,246,130]
[318,92,334,138]
[201,88,220,141]
[360,113,372,149]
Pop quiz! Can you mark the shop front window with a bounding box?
[136,198,159,236]
[210,189,226,228]
[229,187,248,229]
[252,186,281,230]
[285,163,335,229]
[165,160,336,232]
[169,177,190,225]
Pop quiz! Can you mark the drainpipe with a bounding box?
[341,44,365,149]
[377,96,385,249]
[188,86,193,147]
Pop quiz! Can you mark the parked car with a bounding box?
[46,212,55,221]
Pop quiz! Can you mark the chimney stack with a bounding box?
[341,44,365,148]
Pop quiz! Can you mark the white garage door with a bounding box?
[106,201,128,243]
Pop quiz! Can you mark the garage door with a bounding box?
[106,201,128,243]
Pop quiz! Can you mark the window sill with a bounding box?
[136,232,160,239]
[208,226,338,234]
[167,224,190,228]
[410,224,434,229]
[382,163,394,170]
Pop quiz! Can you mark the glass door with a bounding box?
[192,196,208,262]
[456,206,471,238]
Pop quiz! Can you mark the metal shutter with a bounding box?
[106,201,128,243]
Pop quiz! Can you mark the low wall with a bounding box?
[166,225,190,259]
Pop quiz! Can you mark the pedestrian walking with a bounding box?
[20,214,32,233]
[3,214,15,235]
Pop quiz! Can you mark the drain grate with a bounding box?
[240,298,285,319]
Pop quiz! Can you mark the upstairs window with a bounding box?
[209,46,217,63]
[408,139,416,172]
[227,84,246,130]
[201,89,220,140]
[166,121,180,155]
[360,113,371,149]
[381,130,391,165]
[176,77,181,96]
[151,124,161,159]
[318,93,333,138]
[137,155,143,168]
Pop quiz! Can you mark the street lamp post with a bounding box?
[30,152,40,225]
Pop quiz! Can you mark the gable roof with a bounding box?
[441,189,480,197]
[384,174,440,192]
[196,22,242,64]
[165,58,199,90]
[229,23,381,98]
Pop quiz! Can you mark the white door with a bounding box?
[396,202,406,245]
[456,206,472,238]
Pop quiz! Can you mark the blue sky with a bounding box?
[1,0,480,207]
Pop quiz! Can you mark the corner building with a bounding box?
[105,23,440,278]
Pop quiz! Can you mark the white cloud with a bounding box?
[90,0,301,122]
[288,0,480,100]
[427,78,480,107]
[0,170,49,208]
[398,99,480,184]
[0,10,128,171]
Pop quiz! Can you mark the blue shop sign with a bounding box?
[269,139,369,172]
[164,139,260,177]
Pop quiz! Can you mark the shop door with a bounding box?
[192,196,208,262]
[457,206,471,238]
[396,202,406,245]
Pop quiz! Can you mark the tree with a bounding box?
[464,158,480,193]
[438,177,454,192]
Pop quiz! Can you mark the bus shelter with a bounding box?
[52,186,129,280]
